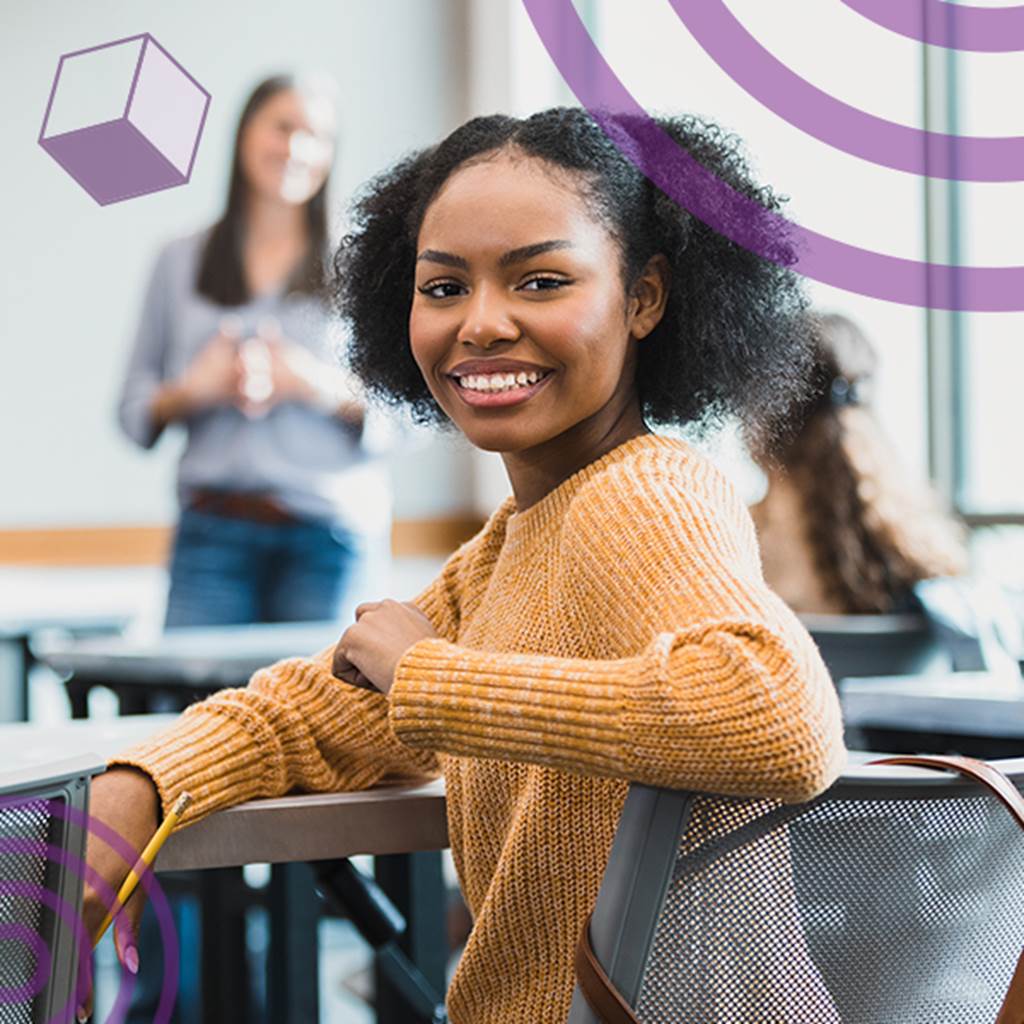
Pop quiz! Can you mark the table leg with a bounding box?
[199,868,251,1022]
[65,674,90,719]
[267,862,321,1023]
[0,635,30,722]
[115,686,150,716]
[373,851,448,1023]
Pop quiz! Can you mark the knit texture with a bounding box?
[113,432,846,1023]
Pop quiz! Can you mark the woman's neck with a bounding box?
[504,402,651,514]
[245,192,307,247]
[243,193,309,296]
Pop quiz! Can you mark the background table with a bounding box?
[0,566,162,720]
[840,670,1024,758]
[34,620,343,716]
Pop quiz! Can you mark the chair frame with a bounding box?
[1,755,105,1024]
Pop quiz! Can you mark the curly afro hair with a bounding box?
[331,106,814,448]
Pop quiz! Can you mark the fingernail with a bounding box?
[123,944,139,975]
[76,1008,88,1023]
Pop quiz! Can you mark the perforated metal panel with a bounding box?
[633,790,1024,1023]
[0,797,59,1024]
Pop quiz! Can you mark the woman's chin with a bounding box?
[459,421,555,455]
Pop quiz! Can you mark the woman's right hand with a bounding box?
[177,328,244,412]
[77,767,161,1022]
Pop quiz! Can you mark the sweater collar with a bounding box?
[498,433,684,549]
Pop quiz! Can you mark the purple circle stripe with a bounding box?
[842,0,1024,53]
[670,0,1024,182]
[522,0,1024,311]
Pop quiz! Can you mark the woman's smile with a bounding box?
[448,367,556,408]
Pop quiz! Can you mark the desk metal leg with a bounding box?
[115,686,150,716]
[0,635,31,722]
[199,868,250,1022]
[268,862,321,1023]
[374,851,448,1023]
[65,674,90,719]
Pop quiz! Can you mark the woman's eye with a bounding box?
[418,281,465,299]
[520,276,570,292]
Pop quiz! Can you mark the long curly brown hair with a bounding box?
[762,314,968,613]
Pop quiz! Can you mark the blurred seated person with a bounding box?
[119,73,391,629]
[749,313,968,614]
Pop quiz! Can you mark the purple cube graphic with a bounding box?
[39,34,211,205]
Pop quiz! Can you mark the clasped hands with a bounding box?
[332,599,439,696]
[181,318,361,421]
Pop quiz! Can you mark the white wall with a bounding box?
[1,0,474,529]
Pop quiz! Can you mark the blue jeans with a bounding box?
[165,506,362,627]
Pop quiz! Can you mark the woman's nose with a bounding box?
[457,285,519,346]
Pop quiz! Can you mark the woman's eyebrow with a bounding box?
[417,249,468,269]
[499,240,573,267]
[416,240,574,271]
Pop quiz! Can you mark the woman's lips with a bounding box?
[449,371,554,408]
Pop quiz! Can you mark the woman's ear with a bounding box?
[627,254,670,341]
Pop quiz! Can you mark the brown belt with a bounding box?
[189,489,298,526]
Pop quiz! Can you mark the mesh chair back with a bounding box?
[0,757,104,1024]
[570,757,1024,1024]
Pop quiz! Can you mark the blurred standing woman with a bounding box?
[120,74,387,627]
[750,313,968,614]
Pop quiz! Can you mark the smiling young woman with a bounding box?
[88,107,844,1024]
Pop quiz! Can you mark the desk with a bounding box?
[0,715,449,1022]
[0,566,161,721]
[34,621,342,716]
[0,715,448,869]
[841,671,1024,757]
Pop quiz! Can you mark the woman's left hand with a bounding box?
[332,600,439,696]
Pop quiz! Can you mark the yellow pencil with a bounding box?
[92,791,193,947]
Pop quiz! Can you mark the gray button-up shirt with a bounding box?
[118,231,395,538]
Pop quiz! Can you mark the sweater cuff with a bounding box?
[108,703,285,827]
[388,637,651,768]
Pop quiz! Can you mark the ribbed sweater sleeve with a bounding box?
[389,468,846,804]
[110,644,440,826]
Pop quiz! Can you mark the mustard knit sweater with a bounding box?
[113,433,846,1023]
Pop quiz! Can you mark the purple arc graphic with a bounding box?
[670,0,1024,182]
[0,795,178,1024]
[522,0,1024,311]
[842,0,1024,53]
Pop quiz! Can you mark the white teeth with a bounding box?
[458,370,547,392]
